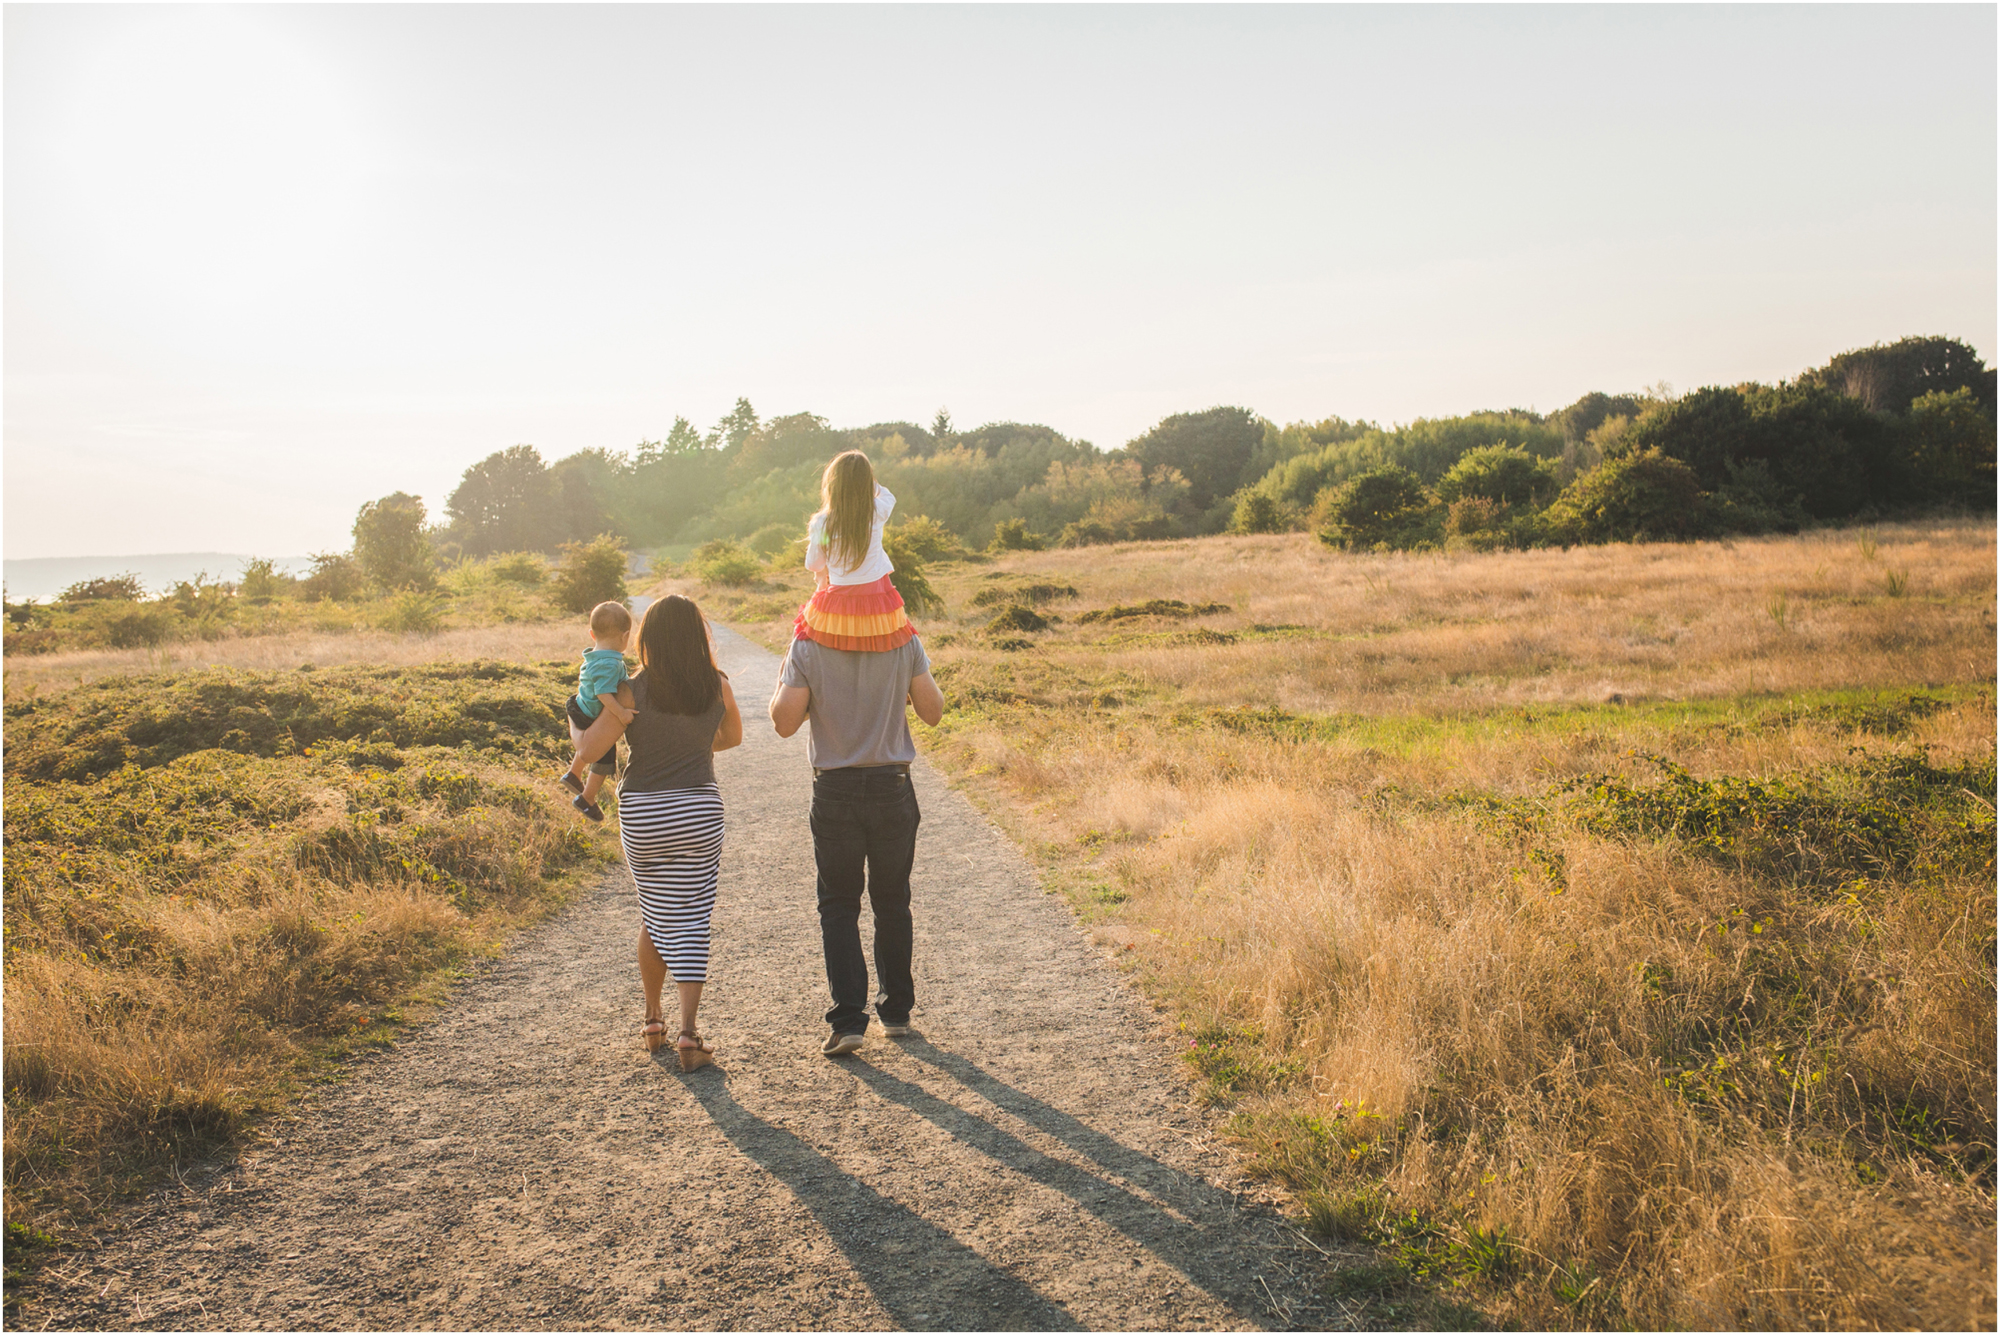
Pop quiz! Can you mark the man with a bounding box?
[769,631,945,1055]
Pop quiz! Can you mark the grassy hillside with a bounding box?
[698,516,1997,1329]
[2,660,614,1270]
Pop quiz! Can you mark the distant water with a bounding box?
[4,553,315,603]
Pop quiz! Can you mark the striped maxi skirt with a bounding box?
[617,784,725,983]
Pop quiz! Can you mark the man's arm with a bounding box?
[769,676,810,738]
[907,672,943,727]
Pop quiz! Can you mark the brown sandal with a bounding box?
[676,1031,715,1073]
[641,1017,669,1052]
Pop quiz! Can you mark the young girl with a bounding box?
[793,450,916,652]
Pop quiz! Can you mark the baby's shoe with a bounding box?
[572,795,604,823]
[558,771,585,796]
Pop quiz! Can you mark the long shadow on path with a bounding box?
[836,1039,1272,1319]
[682,1070,1086,1332]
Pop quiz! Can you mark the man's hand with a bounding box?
[770,679,810,738]
[907,672,944,727]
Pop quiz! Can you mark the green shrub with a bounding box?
[689,539,764,587]
[1229,491,1288,534]
[300,552,365,602]
[1435,445,1557,507]
[1315,465,1442,551]
[58,573,144,603]
[552,534,629,611]
[487,552,547,586]
[745,523,796,558]
[890,515,965,562]
[985,605,1049,634]
[86,601,175,649]
[986,518,1046,553]
[237,558,287,604]
[1542,448,1710,544]
[1076,599,1229,624]
[377,591,443,635]
[882,530,944,615]
[969,582,1078,608]
[1057,518,1119,548]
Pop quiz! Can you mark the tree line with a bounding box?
[338,332,2000,581]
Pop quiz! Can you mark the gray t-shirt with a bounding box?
[779,637,932,770]
[619,672,726,794]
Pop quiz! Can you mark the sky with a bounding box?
[6,4,1995,559]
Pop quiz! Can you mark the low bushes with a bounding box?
[3,661,601,1244]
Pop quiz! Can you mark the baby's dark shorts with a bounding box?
[564,695,617,775]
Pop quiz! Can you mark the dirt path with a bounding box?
[28,627,1339,1331]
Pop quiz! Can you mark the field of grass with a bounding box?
[0,650,622,1285]
[697,516,1997,1330]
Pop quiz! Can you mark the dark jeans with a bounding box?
[810,765,920,1034]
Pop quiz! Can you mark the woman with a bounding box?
[609,594,742,1071]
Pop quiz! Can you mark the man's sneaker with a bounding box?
[821,1031,865,1057]
[879,1021,912,1037]
[558,771,586,796]
[572,795,604,823]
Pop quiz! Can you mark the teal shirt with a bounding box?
[575,648,629,718]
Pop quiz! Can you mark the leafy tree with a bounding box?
[1554,391,1650,446]
[551,534,629,612]
[1616,384,1898,518]
[1436,445,1559,507]
[447,446,561,556]
[353,492,437,591]
[1316,466,1441,551]
[548,449,624,543]
[729,412,843,481]
[931,408,954,444]
[1541,449,1709,544]
[712,397,760,451]
[1125,405,1264,518]
[1904,386,1997,504]
[1800,335,1995,416]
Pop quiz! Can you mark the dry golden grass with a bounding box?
[2,655,620,1257]
[3,621,594,700]
[694,517,1998,1330]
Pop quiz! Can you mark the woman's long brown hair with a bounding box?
[637,595,721,715]
[819,450,876,570]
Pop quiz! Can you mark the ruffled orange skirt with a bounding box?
[793,574,915,652]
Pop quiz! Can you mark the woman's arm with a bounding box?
[573,682,635,763]
[712,677,744,752]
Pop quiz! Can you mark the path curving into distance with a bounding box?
[29,626,1338,1331]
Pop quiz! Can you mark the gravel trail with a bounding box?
[29,627,1337,1331]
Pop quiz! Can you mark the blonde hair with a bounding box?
[817,451,876,570]
[589,600,632,640]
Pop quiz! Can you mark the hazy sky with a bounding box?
[6,4,1994,559]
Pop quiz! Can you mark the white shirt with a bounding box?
[805,484,897,586]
